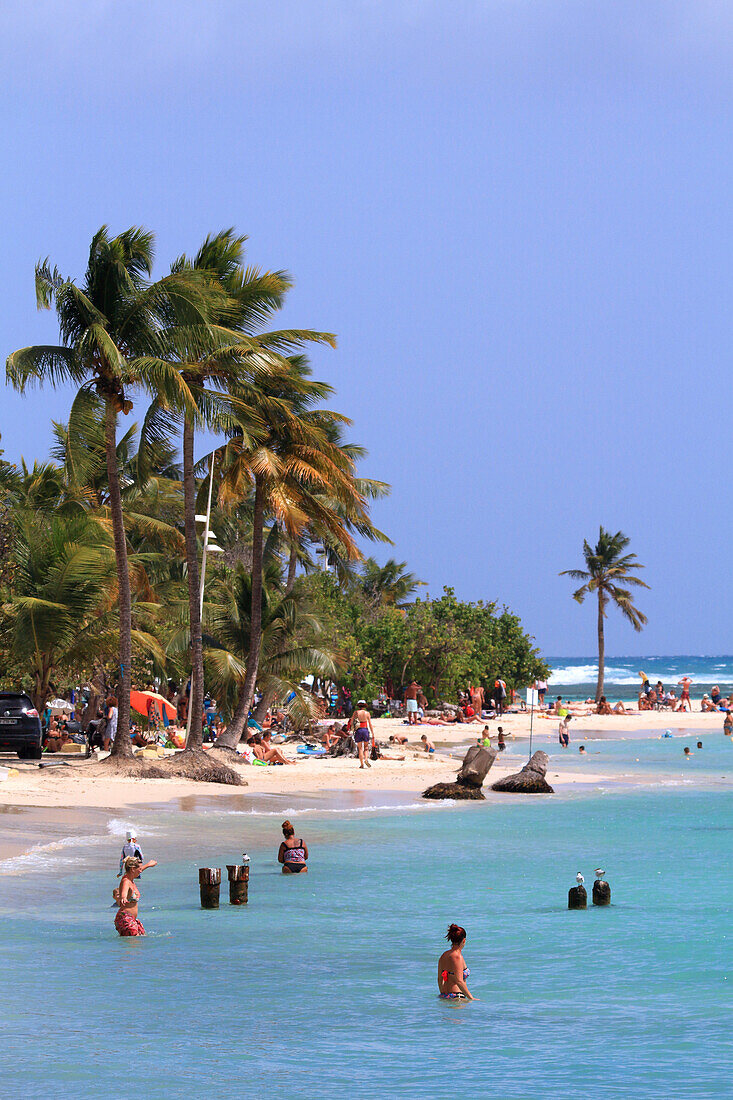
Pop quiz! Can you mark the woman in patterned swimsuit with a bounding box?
[114,855,157,936]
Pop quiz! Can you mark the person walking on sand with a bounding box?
[114,855,157,936]
[677,677,692,712]
[405,681,419,725]
[352,700,375,769]
[438,924,475,1000]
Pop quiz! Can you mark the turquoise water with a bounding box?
[2,759,732,1097]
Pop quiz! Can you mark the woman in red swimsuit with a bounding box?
[114,855,157,935]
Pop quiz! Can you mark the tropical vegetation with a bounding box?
[1,225,548,779]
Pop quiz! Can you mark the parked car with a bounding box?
[0,692,43,759]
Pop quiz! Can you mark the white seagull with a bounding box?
[576,872,584,886]
[594,868,605,879]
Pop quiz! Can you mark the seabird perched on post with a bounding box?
[594,868,605,879]
[576,872,584,886]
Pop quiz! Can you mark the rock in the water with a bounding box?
[423,781,485,800]
[592,880,611,906]
[491,750,554,794]
[422,745,496,800]
[568,885,587,909]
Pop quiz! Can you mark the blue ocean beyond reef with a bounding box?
[548,653,733,702]
[1,733,732,1099]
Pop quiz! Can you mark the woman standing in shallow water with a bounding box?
[438,924,475,1000]
[114,855,157,936]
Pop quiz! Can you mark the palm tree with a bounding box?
[6,227,205,759]
[148,229,335,752]
[213,360,371,750]
[560,527,649,701]
[360,557,424,610]
[4,510,117,712]
[205,560,335,724]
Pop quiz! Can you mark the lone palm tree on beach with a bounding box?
[560,527,648,702]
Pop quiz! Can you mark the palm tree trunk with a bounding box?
[182,417,204,751]
[105,401,133,759]
[218,475,265,749]
[253,686,277,724]
[596,591,605,703]
[285,543,297,594]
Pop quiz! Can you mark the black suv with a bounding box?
[0,692,43,759]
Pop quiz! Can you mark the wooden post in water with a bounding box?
[568,885,587,910]
[199,867,221,909]
[227,864,249,905]
[592,878,611,906]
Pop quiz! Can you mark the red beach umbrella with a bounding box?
[130,689,177,722]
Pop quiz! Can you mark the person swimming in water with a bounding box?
[114,855,157,936]
[437,923,475,1000]
[278,819,308,874]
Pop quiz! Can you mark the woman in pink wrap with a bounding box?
[114,855,157,936]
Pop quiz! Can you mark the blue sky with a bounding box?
[1,1,731,657]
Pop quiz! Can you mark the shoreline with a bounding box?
[0,711,725,866]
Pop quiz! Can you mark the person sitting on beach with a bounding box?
[278,819,308,874]
[43,723,71,753]
[351,700,375,769]
[438,923,475,1001]
[595,696,613,716]
[258,732,294,765]
[664,691,677,708]
[114,855,158,936]
[701,694,717,713]
[421,734,435,754]
[551,696,564,715]
[711,686,726,709]
[724,711,733,736]
[323,722,346,751]
[612,701,627,714]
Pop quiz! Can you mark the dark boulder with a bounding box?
[491,750,554,794]
[423,746,496,800]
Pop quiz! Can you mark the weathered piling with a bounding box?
[227,864,249,905]
[568,885,587,910]
[199,867,221,909]
[592,879,611,906]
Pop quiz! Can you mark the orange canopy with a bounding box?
[130,690,177,721]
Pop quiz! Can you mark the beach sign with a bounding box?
[526,688,539,707]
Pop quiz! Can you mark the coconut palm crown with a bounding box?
[560,527,649,702]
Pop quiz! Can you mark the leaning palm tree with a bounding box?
[360,557,424,610]
[6,227,205,760]
[147,229,335,752]
[560,527,649,701]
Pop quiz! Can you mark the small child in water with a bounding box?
[118,830,144,877]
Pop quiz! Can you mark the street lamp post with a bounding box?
[185,456,224,746]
